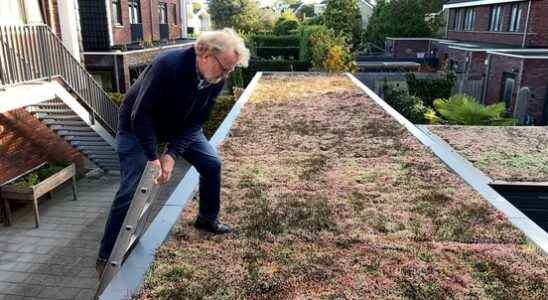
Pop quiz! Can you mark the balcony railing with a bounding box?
[0,25,119,134]
[131,23,143,43]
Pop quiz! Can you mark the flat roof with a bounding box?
[130,74,548,299]
[444,0,526,9]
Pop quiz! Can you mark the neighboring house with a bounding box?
[358,0,375,28]
[386,0,548,124]
[0,0,119,183]
[188,7,211,35]
[79,0,193,93]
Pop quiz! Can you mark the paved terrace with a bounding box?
[0,163,188,300]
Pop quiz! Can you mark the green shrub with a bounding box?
[406,72,456,107]
[309,26,356,72]
[323,0,362,48]
[298,25,324,62]
[302,16,323,26]
[383,84,427,124]
[425,94,517,125]
[274,19,300,35]
[203,95,236,139]
[250,34,300,48]
[108,92,124,106]
[13,161,71,187]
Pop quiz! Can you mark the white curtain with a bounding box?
[0,0,25,25]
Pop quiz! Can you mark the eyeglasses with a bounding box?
[212,55,234,75]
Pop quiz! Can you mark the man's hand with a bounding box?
[156,153,175,185]
[150,159,162,184]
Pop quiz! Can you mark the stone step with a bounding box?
[65,136,105,142]
[76,145,114,151]
[43,119,87,127]
[29,108,73,114]
[71,140,111,147]
[35,113,80,120]
[57,130,98,137]
[50,125,94,132]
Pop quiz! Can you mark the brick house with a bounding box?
[385,0,548,124]
[79,0,194,93]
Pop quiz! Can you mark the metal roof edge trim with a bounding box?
[98,72,264,299]
[346,73,548,255]
[444,0,524,9]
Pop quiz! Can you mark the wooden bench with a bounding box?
[1,163,77,228]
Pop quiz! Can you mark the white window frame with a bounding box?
[463,8,475,31]
[509,4,521,32]
[489,5,502,32]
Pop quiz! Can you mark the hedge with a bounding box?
[298,25,325,62]
[249,34,300,48]
[255,47,300,60]
[242,59,311,86]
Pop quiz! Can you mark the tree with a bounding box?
[208,0,273,33]
[364,0,432,47]
[323,0,362,48]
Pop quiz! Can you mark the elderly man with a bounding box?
[96,28,250,275]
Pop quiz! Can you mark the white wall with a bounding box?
[57,0,82,61]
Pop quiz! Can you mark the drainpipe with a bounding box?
[481,54,491,104]
[522,0,532,48]
[150,0,154,41]
[515,59,525,113]
[180,0,188,38]
[445,9,449,39]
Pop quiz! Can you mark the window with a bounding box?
[489,5,502,31]
[509,4,521,32]
[159,3,167,24]
[173,4,177,24]
[112,0,122,25]
[451,9,459,30]
[463,8,475,31]
[128,0,141,24]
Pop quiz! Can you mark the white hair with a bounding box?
[195,28,250,68]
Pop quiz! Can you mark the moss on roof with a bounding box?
[137,75,548,299]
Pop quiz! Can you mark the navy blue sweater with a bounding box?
[118,46,224,161]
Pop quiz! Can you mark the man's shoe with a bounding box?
[96,257,107,277]
[193,217,232,234]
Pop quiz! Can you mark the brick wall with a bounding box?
[447,1,548,47]
[112,0,181,46]
[0,108,87,184]
[521,59,548,122]
[526,0,548,47]
[484,54,522,106]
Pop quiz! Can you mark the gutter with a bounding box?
[522,0,532,48]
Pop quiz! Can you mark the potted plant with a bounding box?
[1,161,77,228]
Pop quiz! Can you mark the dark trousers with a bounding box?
[98,130,221,260]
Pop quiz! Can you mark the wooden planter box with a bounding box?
[1,164,78,228]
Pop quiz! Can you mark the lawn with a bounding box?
[427,125,548,182]
[137,74,548,299]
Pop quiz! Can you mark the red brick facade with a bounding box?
[0,108,87,184]
[447,0,548,47]
[484,54,522,106]
[111,0,182,46]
